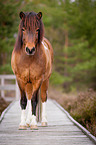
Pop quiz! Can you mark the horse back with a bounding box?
[41,37,53,80]
[42,37,53,64]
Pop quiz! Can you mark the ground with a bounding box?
[0,87,96,136]
[0,96,9,116]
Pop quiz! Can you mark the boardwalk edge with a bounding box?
[53,100,96,144]
[0,100,15,123]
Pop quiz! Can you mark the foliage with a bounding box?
[0,63,13,74]
[49,71,65,86]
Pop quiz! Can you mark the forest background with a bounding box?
[0,0,96,136]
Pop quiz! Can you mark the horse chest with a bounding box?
[16,57,44,83]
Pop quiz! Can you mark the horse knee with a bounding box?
[31,91,38,115]
[41,91,47,102]
[41,80,49,102]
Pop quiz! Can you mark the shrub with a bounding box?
[65,89,96,137]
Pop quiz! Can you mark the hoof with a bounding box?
[19,125,27,130]
[30,125,38,130]
[41,122,48,127]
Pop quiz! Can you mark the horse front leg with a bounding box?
[30,91,38,130]
[41,79,49,127]
[19,91,27,130]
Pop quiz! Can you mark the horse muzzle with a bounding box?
[25,47,36,55]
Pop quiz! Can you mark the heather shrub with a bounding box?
[69,89,96,136]
[49,87,96,136]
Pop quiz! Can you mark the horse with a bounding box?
[11,11,53,130]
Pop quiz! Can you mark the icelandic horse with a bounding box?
[11,11,53,130]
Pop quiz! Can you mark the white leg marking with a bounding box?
[19,110,26,126]
[42,102,47,124]
[30,115,38,130]
[30,115,37,126]
[26,100,32,126]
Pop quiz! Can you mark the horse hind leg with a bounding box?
[41,79,49,127]
[41,100,48,127]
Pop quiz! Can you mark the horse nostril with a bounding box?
[32,47,35,51]
[26,47,29,53]
[26,47,35,55]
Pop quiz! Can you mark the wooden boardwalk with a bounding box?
[0,99,95,145]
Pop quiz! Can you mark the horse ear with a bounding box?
[37,12,42,20]
[19,11,25,20]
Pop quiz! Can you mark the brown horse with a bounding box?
[11,11,53,130]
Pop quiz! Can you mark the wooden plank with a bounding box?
[16,81,20,100]
[0,75,20,99]
[0,75,17,99]
[0,85,16,90]
[0,99,95,145]
[0,75,16,79]
[1,77,4,98]
[54,100,96,143]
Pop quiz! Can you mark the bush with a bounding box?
[63,89,96,136]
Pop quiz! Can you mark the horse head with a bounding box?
[15,11,44,55]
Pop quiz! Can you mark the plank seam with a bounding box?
[53,100,96,144]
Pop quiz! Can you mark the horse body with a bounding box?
[12,38,53,99]
[11,11,53,129]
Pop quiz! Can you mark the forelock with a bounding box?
[23,12,40,31]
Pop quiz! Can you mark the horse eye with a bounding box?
[36,29,39,32]
[22,28,25,31]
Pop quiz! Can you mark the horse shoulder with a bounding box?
[11,50,21,75]
[11,50,17,74]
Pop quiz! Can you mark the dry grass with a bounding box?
[70,89,96,137]
[0,96,9,116]
[49,87,96,137]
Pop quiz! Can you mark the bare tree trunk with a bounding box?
[1,53,6,65]
[64,30,68,76]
